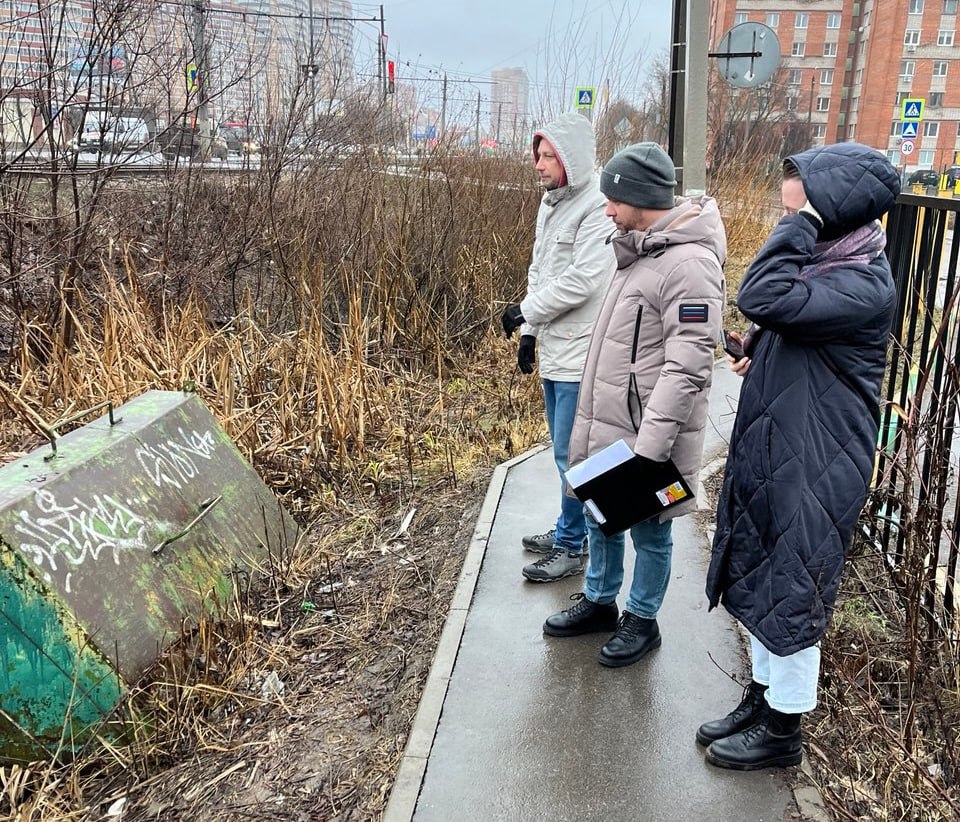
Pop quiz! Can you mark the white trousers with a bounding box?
[750,634,820,714]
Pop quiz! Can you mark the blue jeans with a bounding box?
[583,514,674,618]
[750,634,820,713]
[542,379,586,554]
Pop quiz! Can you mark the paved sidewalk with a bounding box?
[386,362,797,822]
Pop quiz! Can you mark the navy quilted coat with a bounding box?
[705,143,900,655]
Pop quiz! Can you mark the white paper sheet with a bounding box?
[564,439,635,489]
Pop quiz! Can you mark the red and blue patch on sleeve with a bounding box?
[679,303,709,323]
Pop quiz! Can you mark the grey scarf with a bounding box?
[799,220,887,280]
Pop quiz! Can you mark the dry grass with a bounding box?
[804,543,960,821]
[708,158,779,335]
[1,277,548,818]
[0,148,550,820]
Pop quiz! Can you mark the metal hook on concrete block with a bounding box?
[43,401,123,462]
[152,496,223,556]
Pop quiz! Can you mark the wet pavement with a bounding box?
[386,362,797,822]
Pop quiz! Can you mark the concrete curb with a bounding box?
[697,453,728,509]
[382,444,548,822]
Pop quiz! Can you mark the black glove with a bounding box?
[517,335,536,374]
[501,303,525,338]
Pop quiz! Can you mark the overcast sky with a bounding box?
[353,0,673,120]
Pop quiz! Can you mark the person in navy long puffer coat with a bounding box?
[698,142,900,771]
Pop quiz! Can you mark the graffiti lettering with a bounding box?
[135,428,216,489]
[14,489,149,591]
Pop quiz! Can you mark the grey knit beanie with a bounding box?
[600,142,677,209]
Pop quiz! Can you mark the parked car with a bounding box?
[220,124,259,154]
[157,126,228,161]
[946,166,960,187]
[907,169,940,187]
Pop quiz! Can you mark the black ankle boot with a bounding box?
[543,593,618,637]
[696,681,768,746]
[705,707,803,771]
[597,612,661,667]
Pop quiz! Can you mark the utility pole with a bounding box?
[667,0,710,196]
[495,101,503,146]
[191,0,210,158]
[667,0,687,183]
[474,89,481,153]
[379,5,387,100]
[440,72,447,138]
[684,0,708,194]
[377,13,384,97]
[307,0,316,125]
[666,0,708,195]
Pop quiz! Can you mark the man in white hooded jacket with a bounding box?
[501,111,616,583]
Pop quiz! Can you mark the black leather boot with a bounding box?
[696,680,769,746]
[543,593,618,637]
[597,612,661,667]
[705,707,803,770]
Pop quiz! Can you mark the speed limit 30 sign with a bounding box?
[901,140,915,156]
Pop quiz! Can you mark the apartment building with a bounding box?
[490,67,529,147]
[0,0,94,87]
[710,0,960,173]
[0,0,354,125]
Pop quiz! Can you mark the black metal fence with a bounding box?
[869,193,960,632]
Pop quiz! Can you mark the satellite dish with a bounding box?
[711,22,781,88]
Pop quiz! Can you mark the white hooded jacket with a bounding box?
[519,112,615,382]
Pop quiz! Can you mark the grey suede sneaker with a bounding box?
[522,529,556,554]
[522,530,589,555]
[522,549,584,582]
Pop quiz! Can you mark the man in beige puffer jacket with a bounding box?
[542,143,726,667]
[501,112,616,583]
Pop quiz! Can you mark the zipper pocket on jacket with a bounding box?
[628,304,643,432]
[759,415,773,478]
[630,305,643,364]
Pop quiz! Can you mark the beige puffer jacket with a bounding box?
[519,112,616,381]
[568,196,727,520]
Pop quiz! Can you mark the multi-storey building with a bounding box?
[201,0,355,118]
[0,0,354,129]
[311,0,353,99]
[710,0,960,173]
[490,67,529,148]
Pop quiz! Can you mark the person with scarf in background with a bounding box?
[700,143,900,770]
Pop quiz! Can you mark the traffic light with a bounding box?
[388,60,395,94]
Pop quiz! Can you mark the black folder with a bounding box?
[564,439,693,536]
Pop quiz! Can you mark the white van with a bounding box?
[74,113,149,153]
[108,117,149,152]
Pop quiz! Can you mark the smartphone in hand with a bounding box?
[723,330,745,360]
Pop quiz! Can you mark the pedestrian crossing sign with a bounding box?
[901,98,924,120]
[900,121,918,139]
[575,87,595,109]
